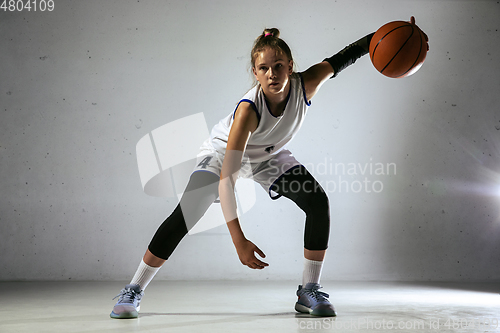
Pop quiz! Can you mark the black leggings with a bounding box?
[148,166,330,260]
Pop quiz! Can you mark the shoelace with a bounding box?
[305,286,330,302]
[112,288,140,303]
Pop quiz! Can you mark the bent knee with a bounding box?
[302,190,329,215]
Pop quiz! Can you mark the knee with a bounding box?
[303,191,330,251]
[148,205,188,260]
[302,188,329,216]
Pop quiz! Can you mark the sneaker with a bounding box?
[295,283,336,317]
[110,284,144,319]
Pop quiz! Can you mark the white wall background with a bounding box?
[1,0,499,282]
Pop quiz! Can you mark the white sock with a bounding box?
[302,258,323,286]
[130,259,161,291]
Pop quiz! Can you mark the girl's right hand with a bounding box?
[410,16,429,51]
[234,238,269,269]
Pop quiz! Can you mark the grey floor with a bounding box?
[1,280,499,333]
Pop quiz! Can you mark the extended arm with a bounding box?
[302,17,428,101]
[301,32,374,101]
[323,32,374,78]
[219,103,268,269]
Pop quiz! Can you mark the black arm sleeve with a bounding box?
[323,32,375,78]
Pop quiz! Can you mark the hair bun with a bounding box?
[263,28,280,38]
[251,27,293,73]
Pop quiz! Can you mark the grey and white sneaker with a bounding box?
[110,284,144,319]
[295,283,336,317]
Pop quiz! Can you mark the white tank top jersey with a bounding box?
[207,73,311,163]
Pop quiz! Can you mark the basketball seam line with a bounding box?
[371,24,412,58]
[397,28,424,78]
[380,25,414,74]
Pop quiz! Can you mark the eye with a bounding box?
[260,66,268,71]
[274,63,285,71]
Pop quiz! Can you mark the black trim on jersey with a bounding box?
[233,99,261,123]
[298,72,311,106]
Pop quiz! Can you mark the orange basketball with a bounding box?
[369,20,427,78]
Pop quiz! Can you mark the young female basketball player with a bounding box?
[111,18,427,319]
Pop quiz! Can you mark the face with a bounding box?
[252,47,293,96]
